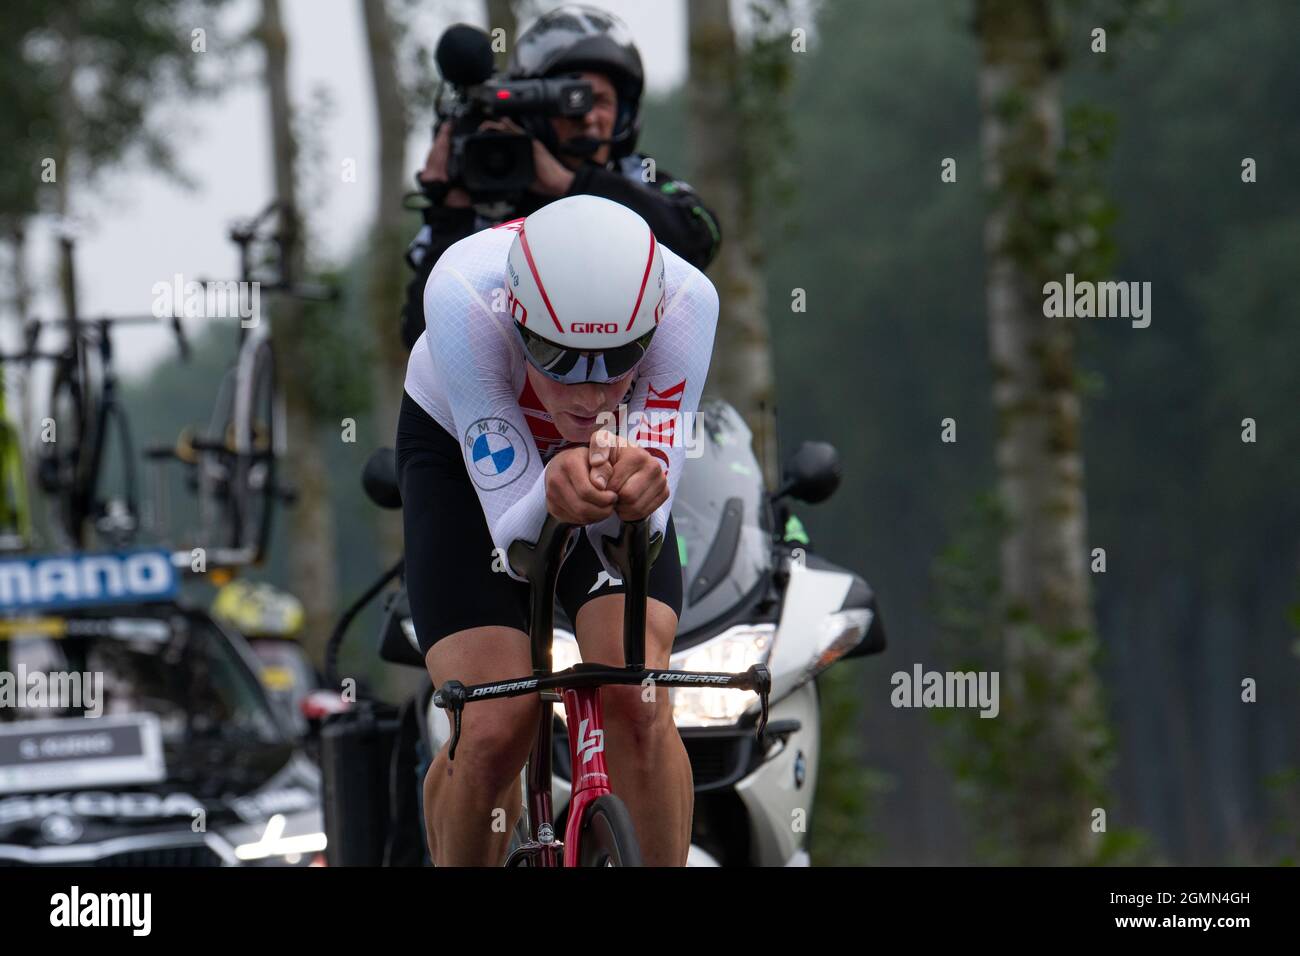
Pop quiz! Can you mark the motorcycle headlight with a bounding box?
[814,608,873,671]
[669,624,773,728]
[549,630,582,724]
[549,626,773,729]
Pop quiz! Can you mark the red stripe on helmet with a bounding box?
[517,224,565,335]
[625,230,657,333]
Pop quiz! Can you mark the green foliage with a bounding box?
[289,269,375,422]
[810,666,892,865]
[1274,582,1300,864]
[1,0,231,205]
[737,0,800,230]
[0,2,54,219]
[1265,767,1300,867]
[931,492,1154,864]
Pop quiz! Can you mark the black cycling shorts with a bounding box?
[395,392,683,657]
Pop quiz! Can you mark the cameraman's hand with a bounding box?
[419,121,471,208]
[479,117,576,198]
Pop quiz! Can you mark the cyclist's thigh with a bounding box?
[396,392,539,740]
[555,517,683,667]
[425,625,531,689]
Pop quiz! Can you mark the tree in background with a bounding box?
[0,1,48,339]
[360,0,414,565]
[257,0,340,657]
[686,0,790,487]
[972,0,1114,864]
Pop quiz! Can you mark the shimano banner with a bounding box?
[0,550,178,612]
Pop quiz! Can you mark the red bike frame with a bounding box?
[560,687,608,867]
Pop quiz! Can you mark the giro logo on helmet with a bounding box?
[507,287,528,324]
[570,322,619,334]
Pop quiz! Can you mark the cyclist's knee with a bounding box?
[574,596,679,666]
[425,624,537,791]
[601,682,673,745]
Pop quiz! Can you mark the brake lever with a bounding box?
[747,663,772,741]
[433,680,467,761]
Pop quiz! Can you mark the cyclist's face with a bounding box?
[525,362,635,442]
[548,71,617,168]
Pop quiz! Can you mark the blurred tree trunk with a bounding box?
[50,12,82,545]
[976,0,1107,864]
[259,0,338,660]
[360,0,409,564]
[52,12,79,332]
[686,0,778,486]
[4,223,33,454]
[485,0,518,71]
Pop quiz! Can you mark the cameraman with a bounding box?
[400,5,723,351]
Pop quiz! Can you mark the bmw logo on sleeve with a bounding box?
[464,418,529,491]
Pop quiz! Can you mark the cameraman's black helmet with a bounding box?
[508,5,644,160]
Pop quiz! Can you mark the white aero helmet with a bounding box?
[505,195,665,384]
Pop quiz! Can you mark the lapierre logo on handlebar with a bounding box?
[432,514,771,867]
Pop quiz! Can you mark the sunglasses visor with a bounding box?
[516,324,654,384]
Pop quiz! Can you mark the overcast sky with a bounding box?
[16,0,793,378]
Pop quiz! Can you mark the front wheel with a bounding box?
[577,795,643,867]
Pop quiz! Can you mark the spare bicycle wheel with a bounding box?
[226,337,282,561]
[577,794,643,867]
[40,355,94,545]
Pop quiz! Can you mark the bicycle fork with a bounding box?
[507,685,609,868]
[561,686,610,868]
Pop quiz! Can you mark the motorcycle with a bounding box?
[319,400,886,866]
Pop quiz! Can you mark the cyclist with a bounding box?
[398,193,718,866]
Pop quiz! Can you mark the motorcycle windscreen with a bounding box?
[669,401,772,635]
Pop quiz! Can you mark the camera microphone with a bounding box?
[435,24,496,86]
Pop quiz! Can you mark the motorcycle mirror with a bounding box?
[362,447,402,510]
[774,441,841,504]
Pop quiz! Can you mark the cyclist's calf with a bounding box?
[424,625,538,865]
